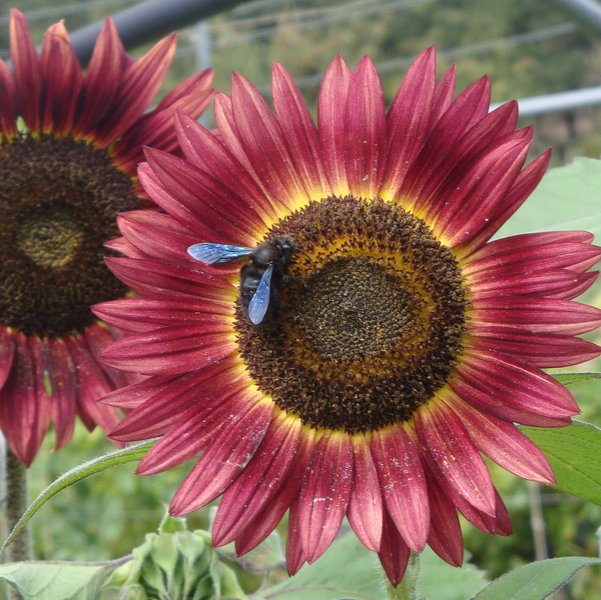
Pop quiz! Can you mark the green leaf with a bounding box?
[255,534,489,600]
[552,372,601,386]
[416,548,489,600]
[255,529,383,599]
[473,557,601,600]
[0,561,113,600]
[521,421,601,505]
[1,440,153,556]
[497,157,601,237]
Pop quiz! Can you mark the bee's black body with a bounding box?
[239,236,296,320]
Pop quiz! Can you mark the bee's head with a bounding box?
[273,235,296,264]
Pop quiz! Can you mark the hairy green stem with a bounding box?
[386,553,420,600]
[5,449,32,563]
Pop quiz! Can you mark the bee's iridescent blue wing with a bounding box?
[187,243,252,265]
[248,264,273,325]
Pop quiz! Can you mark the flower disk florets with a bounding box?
[0,135,137,337]
[236,196,469,432]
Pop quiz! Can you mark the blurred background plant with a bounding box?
[1,0,601,598]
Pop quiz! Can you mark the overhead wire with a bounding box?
[278,21,578,92]
[170,0,437,59]
[214,0,437,48]
[0,0,139,26]
[217,0,406,30]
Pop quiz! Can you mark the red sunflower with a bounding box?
[96,49,601,584]
[0,9,213,466]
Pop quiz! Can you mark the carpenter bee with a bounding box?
[187,236,296,325]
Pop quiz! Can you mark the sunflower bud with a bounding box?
[100,528,246,599]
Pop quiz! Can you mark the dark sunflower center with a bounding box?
[235,196,469,433]
[0,134,139,337]
[15,202,84,268]
[294,257,418,360]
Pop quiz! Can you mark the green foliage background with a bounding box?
[1,0,601,598]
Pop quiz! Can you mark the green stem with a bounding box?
[5,449,32,562]
[386,553,420,600]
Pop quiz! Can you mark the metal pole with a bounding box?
[194,21,212,127]
[552,0,601,32]
[491,85,601,117]
[67,0,252,65]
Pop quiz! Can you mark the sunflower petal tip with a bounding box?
[10,7,25,20]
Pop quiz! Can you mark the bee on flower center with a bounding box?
[187,235,296,325]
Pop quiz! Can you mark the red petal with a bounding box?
[473,296,601,335]
[212,414,301,546]
[383,47,436,199]
[317,56,352,195]
[0,334,44,465]
[136,380,254,473]
[416,116,524,221]
[75,18,126,137]
[272,62,330,198]
[116,210,202,262]
[464,231,600,277]
[214,92,276,207]
[0,60,17,136]
[403,76,492,211]
[461,150,551,252]
[371,426,429,551]
[347,434,383,552]
[426,475,463,567]
[84,323,129,390]
[137,165,227,244]
[286,501,307,575]
[157,68,213,111]
[0,328,16,391]
[94,34,176,146]
[470,269,598,300]
[448,395,555,483]
[433,137,530,246]
[46,338,77,449]
[101,374,179,409]
[143,147,262,243]
[111,69,214,171]
[413,104,521,224]
[344,56,386,198]
[452,350,578,425]
[377,509,411,587]
[98,324,236,375]
[105,236,145,258]
[432,64,456,122]
[28,337,53,454]
[469,328,600,368]
[66,336,121,434]
[231,73,309,208]
[105,256,234,302]
[112,363,242,441]
[552,271,600,300]
[10,9,42,132]
[298,432,353,563]
[169,398,273,514]
[175,112,278,223]
[234,429,316,556]
[94,296,232,333]
[454,487,512,536]
[416,402,496,515]
[40,21,83,134]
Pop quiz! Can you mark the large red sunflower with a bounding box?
[0,9,213,466]
[96,49,601,584]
